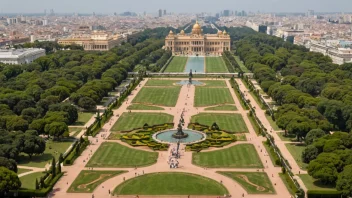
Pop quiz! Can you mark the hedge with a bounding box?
[63,138,89,166]
[10,173,64,197]
[307,190,343,198]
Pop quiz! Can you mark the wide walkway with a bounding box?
[51,78,293,198]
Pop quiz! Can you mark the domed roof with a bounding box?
[180,30,185,34]
[193,21,201,29]
[223,30,228,35]
[169,30,174,35]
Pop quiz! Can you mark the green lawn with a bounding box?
[194,87,234,107]
[190,113,248,133]
[86,142,158,168]
[133,87,181,107]
[285,143,308,170]
[127,104,164,110]
[17,139,75,168]
[279,173,298,196]
[236,134,247,141]
[113,172,228,195]
[204,105,237,111]
[17,168,32,175]
[145,79,179,86]
[247,114,260,135]
[69,127,83,137]
[111,112,173,131]
[72,112,95,126]
[164,57,188,72]
[68,170,127,193]
[193,144,263,168]
[206,57,228,73]
[262,142,281,167]
[19,171,45,189]
[218,172,275,194]
[298,174,336,191]
[265,114,281,131]
[201,80,227,87]
[234,56,250,73]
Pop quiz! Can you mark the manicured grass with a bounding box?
[19,171,45,189]
[234,56,250,73]
[265,114,281,131]
[164,57,188,72]
[86,142,158,168]
[298,174,336,191]
[193,144,263,168]
[218,172,275,194]
[249,91,265,110]
[17,139,75,168]
[113,172,228,195]
[111,112,173,131]
[285,143,308,170]
[72,112,95,126]
[133,87,181,107]
[206,57,228,73]
[191,113,248,133]
[127,104,164,110]
[236,134,247,141]
[69,127,83,137]
[145,79,179,86]
[194,87,234,107]
[17,168,32,175]
[68,170,127,193]
[201,80,227,87]
[204,105,237,111]
[279,173,299,196]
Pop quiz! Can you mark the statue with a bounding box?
[189,69,193,84]
[172,114,188,139]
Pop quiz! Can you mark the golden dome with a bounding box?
[223,30,228,35]
[169,30,174,35]
[180,30,185,35]
[193,21,201,29]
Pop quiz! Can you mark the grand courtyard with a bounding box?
[45,76,297,198]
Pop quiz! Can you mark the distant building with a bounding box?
[6,18,18,25]
[0,48,46,65]
[158,9,163,17]
[164,10,167,15]
[165,21,231,56]
[58,30,123,51]
[309,40,352,64]
[223,10,230,17]
[307,10,314,17]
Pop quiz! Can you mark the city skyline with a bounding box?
[1,0,352,14]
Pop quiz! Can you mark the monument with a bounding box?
[189,69,193,84]
[172,113,189,139]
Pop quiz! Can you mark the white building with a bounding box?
[0,48,46,65]
[310,40,352,65]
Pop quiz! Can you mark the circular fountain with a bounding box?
[152,112,206,144]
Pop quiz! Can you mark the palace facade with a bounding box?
[165,21,231,56]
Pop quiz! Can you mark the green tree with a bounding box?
[44,122,68,139]
[78,97,96,110]
[336,165,352,197]
[305,129,326,145]
[51,158,56,177]
[22,134,46,158]
[0,157,17,173]
[302,145,319,163]
[308,153,343,184]
[35,178,39,190]
[0,167,21,194]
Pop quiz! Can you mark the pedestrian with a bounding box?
[123,177,125,181]
[108,189,110,194]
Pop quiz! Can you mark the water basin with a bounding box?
[153,129,206,144]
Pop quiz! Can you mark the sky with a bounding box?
[1,0,351,14]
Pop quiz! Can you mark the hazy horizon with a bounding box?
[1,0,351,14]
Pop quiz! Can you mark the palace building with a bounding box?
[165,21,231,56]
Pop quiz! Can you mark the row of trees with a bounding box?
[232,27,352,195]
